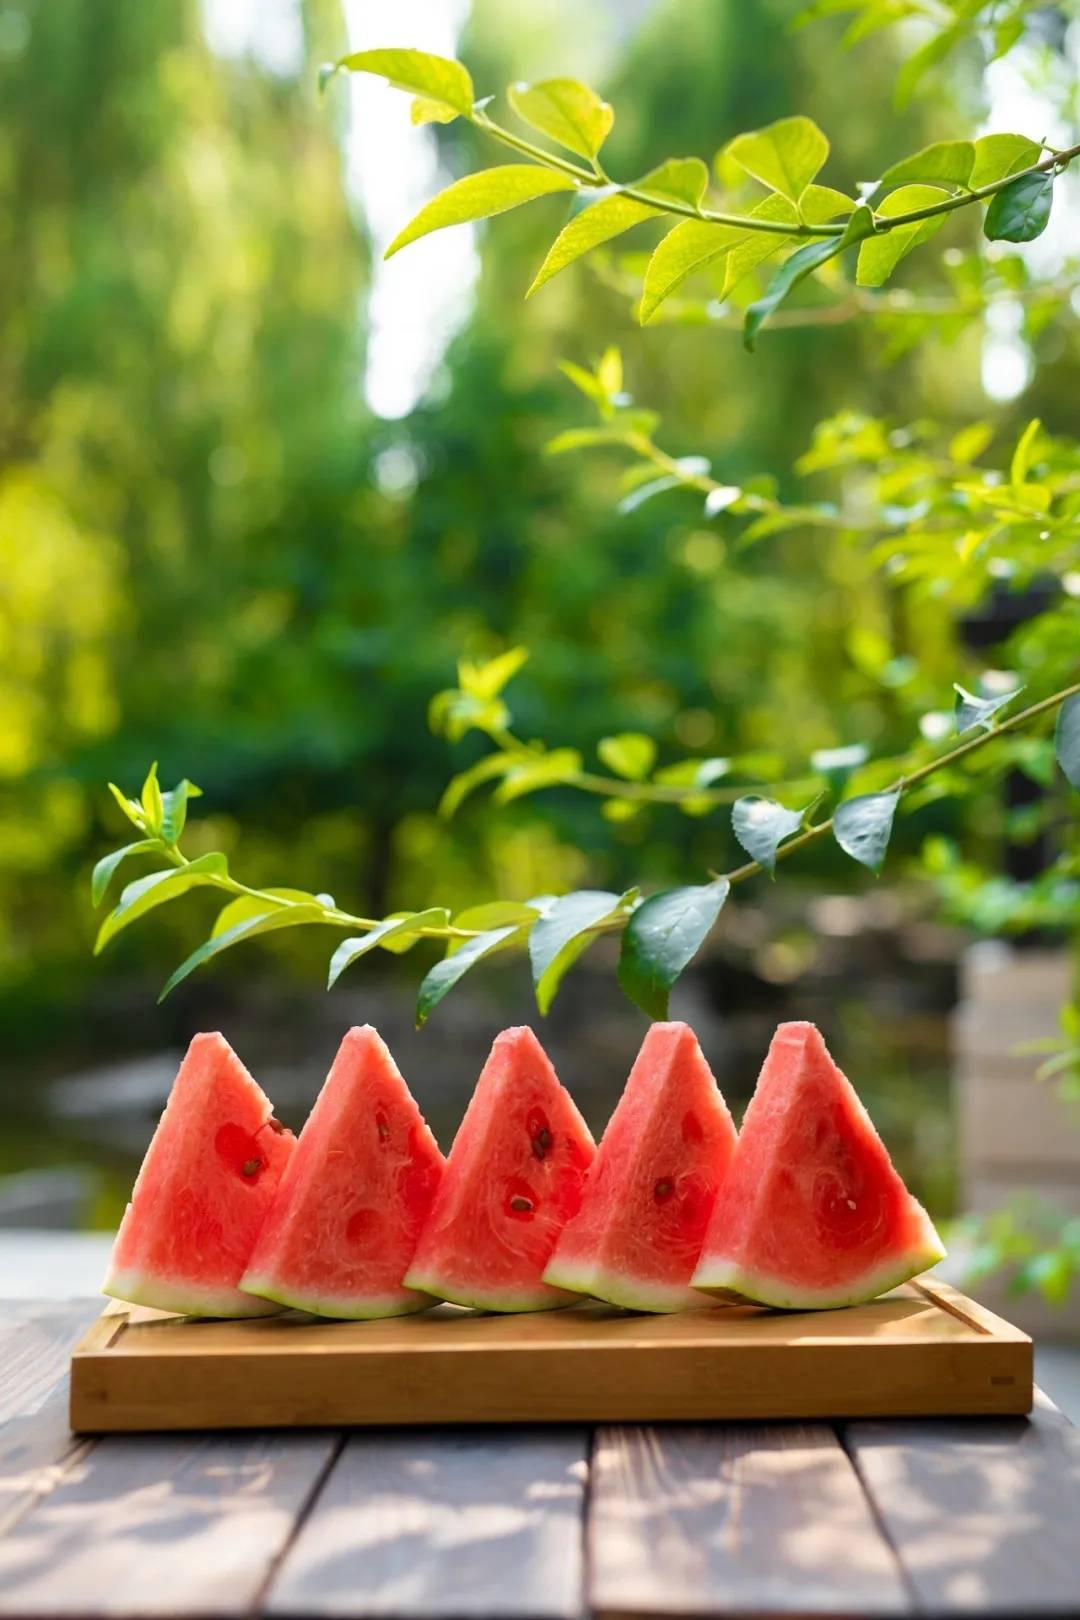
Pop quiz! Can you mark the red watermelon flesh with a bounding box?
[692,1021,945,1309]
[241,1026,444,1319]
[103,1033,296,1318]
[404,1026,596,1312]
[543,1022,737,1312]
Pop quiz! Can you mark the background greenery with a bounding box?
[2,0,1077,1276]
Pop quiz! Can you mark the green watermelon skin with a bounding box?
[103,1033,295,1319]
[404,1027,595,1313]
[241,1026,444,1320]
[543,1022,738,1313]
[692,1021,945,1310]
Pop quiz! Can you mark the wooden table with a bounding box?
[2,1299,1079,1619]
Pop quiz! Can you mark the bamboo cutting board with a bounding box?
[69,1278,1031,1432]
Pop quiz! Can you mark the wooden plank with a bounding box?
[846,1390,1080,1615]
[70,1282,1032,1432]
[0,1301,106,1539]
[0,1430,340,1618]
[266,1428,588,1619]
[589,1423,910,1618]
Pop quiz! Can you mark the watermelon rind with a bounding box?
[102,1266,284,1320]
[542,1257,713,1315]
[693,1230,946,1312]
[240,1273,436,1321]
[403,1267,578,1314]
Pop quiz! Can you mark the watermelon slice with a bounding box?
[241,1026,444,1319]
[103,1033,296,1318]
[404,1026,596,1312]
[692,1020,945,1310]
[543,1022,737,1312]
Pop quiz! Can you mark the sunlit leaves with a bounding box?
[640,219,746,323]
[1011,417,1042,486]
[725,116,829,200]
[744,209,872,350]
[617,879,729,1019]
[954,683,1022,733]
[494,747,583,803]
[598,733,657,780]
[429,648,528,741]
[856,186,949,287]
[634,157,709,207]
[328,908,451,989]
[416,925,520,1026]
[529,888,636,1014]
[969,133,1041,188]
[333,47,474,120]
[91,840,157,908]
[832,789,900,872]
[160,778,202,843]
[731,797,808,874]
[140,762,164,835]
[385,167,577,259]
[983,171,1053,243]
[876,141,975,193]
[95,852,230,954]
[161,899,331,1000]
[1056,691,1080,789]
[507,79,613,160]
[528,196,659,296]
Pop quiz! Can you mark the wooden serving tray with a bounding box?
[69,1277,1031,1432]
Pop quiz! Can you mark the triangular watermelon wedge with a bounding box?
[241,1026,445,1319]
[404,1026,596,1312]
[543,1022,737,1312]
[103,1033,296,1318]
[692,1021,945,1309]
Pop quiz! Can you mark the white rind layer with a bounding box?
[103,1267,284,1320]
[542,1257,711,1314]
[403,1267,577,1314]
[240,1273,435,1321]
[692,1237,946,1312]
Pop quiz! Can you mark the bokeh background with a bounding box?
[2,0,1078,1340]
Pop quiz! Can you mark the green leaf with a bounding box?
[507,79,613,160]
[108,782,145,830]
[417,925,520,1026]
[544,425,641,455]
[529,888,630,1015]
[211,888,325,938]
[876,141,974,193]
[95,852,230,954]
[801,184,856,223]
[161,901,330,1001]
[598,733,656,781]
[494,748,583,803]
[954,683,1023,733]
[439,752,526,818]
[894,24,961,109]
[386,167,577,259]
[335,47,474,120]
[654,757,731,789]
[640,219,747,323]
[328,908,451,989]
[412,96,460,127]
[969,133,1041,190]
[1010,417,1042,487]
[160,778,202,843]
[744,207,872,351]
[731,797,808,875]
[528,195,659,296]
[833,789,901,873]
[634,158,709,207]
[617,878,729,1020]
[1056,691,1080,789]
[91,840,157,909]
[459,646,528,700]
[140,763,164,835]
[983,171,1053,243]
[856,185,949,287]
[726,116,829,201]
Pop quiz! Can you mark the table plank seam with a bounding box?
[838,1424,921,1616]
[0,1433,97,1543]
[252,1431,347,1617]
